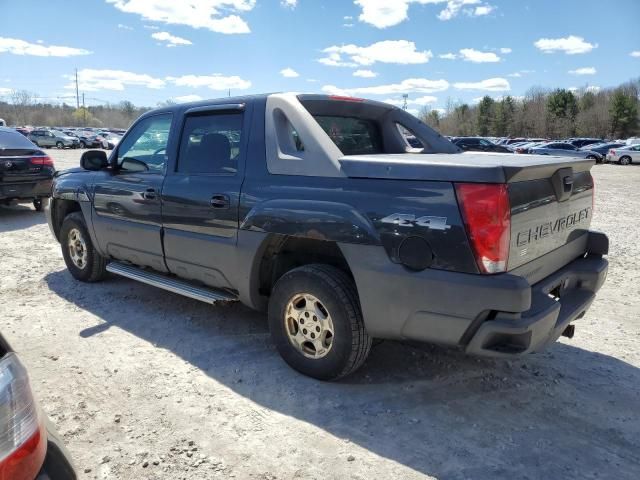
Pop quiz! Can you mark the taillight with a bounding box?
[455,183,511,274]
[609,149,615,155]
[30,156,54,167]
[0,353,47,480]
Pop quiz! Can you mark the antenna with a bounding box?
[402,94,408,110]
[75,68,80,109]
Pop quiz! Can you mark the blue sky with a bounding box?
[1,0,639,114]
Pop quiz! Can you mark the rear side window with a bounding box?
[0,130,38,151]
[312,115,382,156]
[178,113,243,175]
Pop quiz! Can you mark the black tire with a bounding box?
[619,156,631,165]
[268,264,372,380]
[56,141,64,149]
[33,198,43,212]
[80,141,86,149]
[60,212,107,282]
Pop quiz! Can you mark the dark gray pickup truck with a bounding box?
[46,93,608,380]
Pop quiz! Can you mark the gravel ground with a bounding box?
[1,149,639,480]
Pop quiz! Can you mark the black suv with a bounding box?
[0,127,55,211]
[450,137,511,153]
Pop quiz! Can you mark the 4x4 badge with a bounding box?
[380,213,451,230]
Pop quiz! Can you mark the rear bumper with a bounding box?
[465,253,607,356]
[340,230,608,357]
[0,179,52,200]
[38,417,77,479]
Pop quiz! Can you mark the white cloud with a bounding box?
[344,15,353,20]
[630,51,640,58]
[439,52,457,59]
[354,0,494,28]
[173,94,203,103]
[507,72,521,78]
[534,35,597,54]
[453,77,510,91]
[321,78,449,96]
[143,24,160,30]
[64,69,165,91]
[569,67,596,75]
[106,0,255,34]
[319,40,432,67]
[168,74,251,90]
[412,95,438,105]
[586,85,600,93]
[151,31,193,46]
[353,69,377,78]
[472,4,493,15]
[0,87,12,96]
[117,23,133,30]
[0,37,91,57]
[459,48,500,63]
[499,47,512,54]
[280,67,299,78]
[281,0,297,8]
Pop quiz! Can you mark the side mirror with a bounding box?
[80,150,109,171]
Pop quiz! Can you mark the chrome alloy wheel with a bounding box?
[284,293,334,359]
[67,228,88,269]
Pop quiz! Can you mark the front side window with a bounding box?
[177,113,243,175]
[312,115,382,156]
[117,114,172,172]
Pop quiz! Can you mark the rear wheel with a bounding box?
[32,198,43,212]
[619,156,631,165]
[268,264,372,380]
[60,212,107,282]
[56,141,64,149]
[79,141,86,149]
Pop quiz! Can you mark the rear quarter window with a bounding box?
[312,115,382,155]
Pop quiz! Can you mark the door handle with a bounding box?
[142,188,157,200]
[210,194,230,209]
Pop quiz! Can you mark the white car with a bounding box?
[606,144,640,165]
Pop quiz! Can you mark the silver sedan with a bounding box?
[606,144,640,165]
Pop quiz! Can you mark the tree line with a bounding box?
[421,78,639,139]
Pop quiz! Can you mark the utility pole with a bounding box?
[82,93,86,126]
[402,94,409,111]
[228,88,231,97]
[75,68,80,109]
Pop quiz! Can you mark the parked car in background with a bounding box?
[0,127,55,211]
[568,138,603,148]
[75,132,104,149]
[0,332,77,479]
[0,118,6,127]
[101,132,122,150]
[513,141,548,154]
[450,137,511,153]
[529,142,603,161]
[28,130,79,149]
[580,142,626,162]
[606,144,640,165]
[14,127,31,137]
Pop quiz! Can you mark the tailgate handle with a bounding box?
[551,167,574,202]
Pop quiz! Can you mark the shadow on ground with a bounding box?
[0,204,45,233]
[44,269,640,479]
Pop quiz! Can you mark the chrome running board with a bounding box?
[106,262,237,304]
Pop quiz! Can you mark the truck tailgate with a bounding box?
[339,152,595,273]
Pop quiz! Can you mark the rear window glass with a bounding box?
[0,130,38,150]
[312,115,382,155]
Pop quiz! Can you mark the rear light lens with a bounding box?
[328,95,364,102]
[30,156,54,167]
[0,353,47,480]
[609,149,615,155]
[455,183,511,274]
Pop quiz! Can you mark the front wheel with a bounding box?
[268,264,372,380]
[619,156,631,165]
[60,212,107,282]
[56,141,64,149]
[33,198,43,211]
[79,141,86,149]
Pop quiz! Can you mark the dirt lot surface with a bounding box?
[1,149,639,480]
